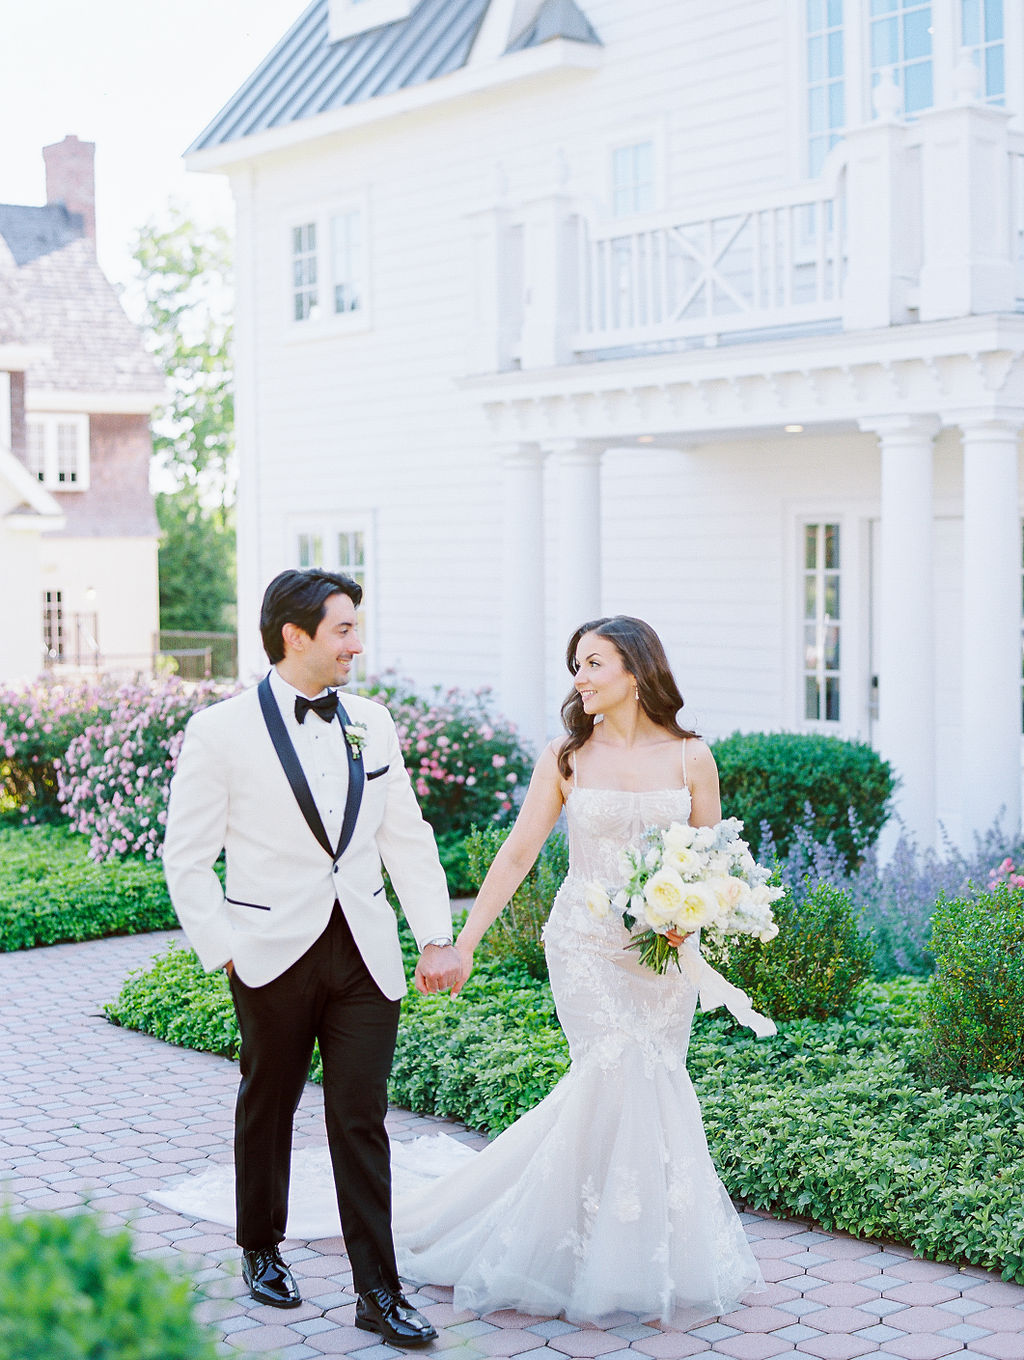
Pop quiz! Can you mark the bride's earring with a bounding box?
[634,684,639,701]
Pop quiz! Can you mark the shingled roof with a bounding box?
[189,0,600,153]
[0,206,162,398]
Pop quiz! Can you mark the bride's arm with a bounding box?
[687,739,722,827]
[452,742,566,995]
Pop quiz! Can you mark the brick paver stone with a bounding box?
[0,931,1017,1358]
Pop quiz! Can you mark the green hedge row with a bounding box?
[0,826,177,952]
[106,948,1024,1284]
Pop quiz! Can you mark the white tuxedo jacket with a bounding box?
[162,681,452,998]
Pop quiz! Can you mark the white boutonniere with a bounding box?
[344,722,369,759]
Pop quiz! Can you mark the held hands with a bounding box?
[413,943,463,996]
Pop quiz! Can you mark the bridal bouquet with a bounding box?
[585,818,782,974]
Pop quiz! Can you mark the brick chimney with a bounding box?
[42,135,96,246]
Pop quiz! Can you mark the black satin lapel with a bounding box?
[257,675,333,858]
[335,699,365,860]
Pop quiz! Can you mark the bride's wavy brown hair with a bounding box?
[557,616,699,779]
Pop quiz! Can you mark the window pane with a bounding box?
[828,29,844,75]
[825,676,840,722]
[824,523,839,569]
[827,0,843,23]
[871,16,899,65]
[824,625,840,670]
[808,86,827,132]
[986,44,1005,97]
[824,575,840,618]
[903,8,932,58]
[829,82,845,126]
[985,0,1003,40]
[871,0,898,12]
[805,525,818,570]
[805,676,821,721]
[904,59,933,112]
[807,0,825,28]
[962,0,981,45]
[804,576,818,618]
[808,33,825,80]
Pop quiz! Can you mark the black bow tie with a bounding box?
[295,693,338,725]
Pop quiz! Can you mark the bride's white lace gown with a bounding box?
[152,777,765,1325]
[393,782,765,1325]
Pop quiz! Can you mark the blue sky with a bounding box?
[1,0,309,285]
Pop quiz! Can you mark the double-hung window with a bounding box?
[289,199,368,331]
[869,0,933,117]
[294,521,374,678]
[25,414,89,490]
[610,141,656,217]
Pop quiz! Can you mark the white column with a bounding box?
[546,440,603,651]
[958,415,1023,843]
[498,442,546,752]
[862,416,939,845]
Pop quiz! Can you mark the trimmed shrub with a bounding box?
[922,880,1024,1087]
[463,825,568,980]
[359,674,532,840]
[0,826,177,952]
[0,680,117,823]
[709,879,874,1022]
[0,1207,221,1360]
[712,731,894,863]
[105,953,1024,1283]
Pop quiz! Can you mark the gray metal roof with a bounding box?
[189,0,600,154]
[0,203,84,268]
[507,0,600,52]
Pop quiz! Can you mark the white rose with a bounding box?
[758,921,779,942]
[664,845,701,879]
[707,874,748,914]
[641,867,687,929]
[585,882,613,919]
[692,826,715,851]
[662,822,696,853]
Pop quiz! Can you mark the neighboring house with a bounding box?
[187,0,1024,848]
[0,136,163,680]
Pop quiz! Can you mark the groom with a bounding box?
[163,568,460,1344]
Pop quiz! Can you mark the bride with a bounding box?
[154,615,769,1326]
[394,615,767,1325]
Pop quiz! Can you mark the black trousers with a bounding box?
[229,902,401,1294]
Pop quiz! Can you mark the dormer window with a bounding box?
[328,0,414,43]
[25,414,90,490]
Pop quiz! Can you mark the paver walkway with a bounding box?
[1,932,1022,1360]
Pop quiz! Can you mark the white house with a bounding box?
[187,0,1024,849]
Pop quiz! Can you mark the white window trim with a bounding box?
[26,413,90,491]
[283,192,372,341]
[785,504,873,742]
[328,0,413,43]
[603,121,667,221]
[286,512,378,677]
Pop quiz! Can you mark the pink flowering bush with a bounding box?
[58,679,238,862]
[989,857,1024,890]
[359,674,533,840]
[0,679,120,823]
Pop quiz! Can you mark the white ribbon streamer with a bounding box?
[677,949,777,1037]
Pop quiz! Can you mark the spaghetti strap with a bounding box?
[681,738,688,788]
[571,753,578,788]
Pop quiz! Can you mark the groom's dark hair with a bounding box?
[260,569,363,663]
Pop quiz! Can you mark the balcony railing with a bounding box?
[574,176,847,354]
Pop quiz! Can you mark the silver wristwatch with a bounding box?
[423,935,454,948]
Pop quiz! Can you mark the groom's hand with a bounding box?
[414,944,462,995]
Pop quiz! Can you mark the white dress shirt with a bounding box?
[269,667,348,850]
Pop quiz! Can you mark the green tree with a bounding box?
[156,489,235,632]
[128,203,237,634]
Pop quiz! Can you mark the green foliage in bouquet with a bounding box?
[711,878,873,1021]
[0,1207,221,1360]
[922,880,1024,1087]
[463,824,568,980]
[712,731,893,862]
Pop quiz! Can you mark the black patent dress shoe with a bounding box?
[355,1286,438,1347]
[241,1247,302,1307]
